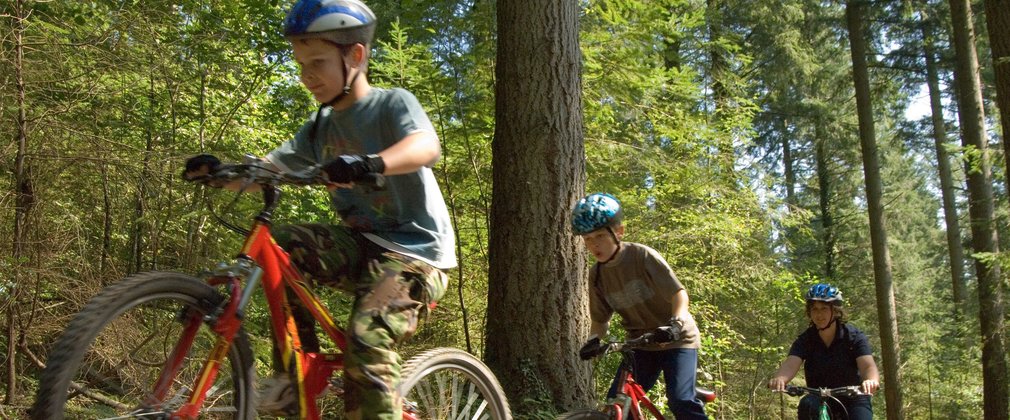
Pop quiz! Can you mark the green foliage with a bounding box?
[0,0,993,416]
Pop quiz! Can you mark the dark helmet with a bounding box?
[284,0,377,45]
[805,283,843,304]
[571,193,623,235]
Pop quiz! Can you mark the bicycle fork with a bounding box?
[155,262,263,419]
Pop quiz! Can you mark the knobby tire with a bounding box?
[399,347,511,420]
[31,271,256,419]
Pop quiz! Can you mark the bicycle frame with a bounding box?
[589,336,716,420]
[151,185,415,420]
[608,364,666,420]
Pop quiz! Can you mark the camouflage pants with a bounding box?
[272,224,448,419]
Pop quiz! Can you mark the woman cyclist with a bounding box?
[768,283,880,419]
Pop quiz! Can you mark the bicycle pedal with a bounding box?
[328,376,345,396]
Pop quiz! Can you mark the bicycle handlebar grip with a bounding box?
[355,172,386,189]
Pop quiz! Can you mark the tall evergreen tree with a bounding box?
[845,1,904,418]
[921,12,967,306]
[949,0,1009,417]
[983,0,1010,187]
[486,0,591,413]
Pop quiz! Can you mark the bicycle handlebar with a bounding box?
[189,159,386,189]
[602,332,670,355]
[779,385,867,398]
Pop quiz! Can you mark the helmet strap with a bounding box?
[324,46,363,107]
[324,66,360,107]
[817,308,837,331]
[600,227,621,263]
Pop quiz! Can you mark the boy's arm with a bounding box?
[589,321,609,338]
[670,288,690,319]
[376,131,440,175]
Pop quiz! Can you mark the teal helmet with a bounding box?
[571,193,623,235]
[805,283,843,304]
[284,0,377,45]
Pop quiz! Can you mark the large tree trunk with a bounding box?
[486,0,591,413]
[983,0,1010,188]
[949,0,1009,417]
[6,0,30,404]
[845,2,904,419]
[921,19,967,307]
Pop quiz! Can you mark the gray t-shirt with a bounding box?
[589,242,700,349]
[266,87,457,269]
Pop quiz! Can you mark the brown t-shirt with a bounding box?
[589,242,700,350]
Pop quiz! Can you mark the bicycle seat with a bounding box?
[695,387,717,403]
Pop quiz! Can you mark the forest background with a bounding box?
[2,0,1009,418]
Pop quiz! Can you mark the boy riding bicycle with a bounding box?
[184,0,454,418]
[571,193,708,419]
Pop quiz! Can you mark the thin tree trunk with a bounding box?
[132,60,156,273]
[487,0,590,413]
[814,128,835,280]
[707,0,735,175]
[6,0,30,403]
[782,119,796,205]
[845,2,904,418]
[922,19,967,306]
[101,163,112,275]
[983,0,1010,188]
[949,0,1009,417]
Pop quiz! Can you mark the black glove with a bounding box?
[653,317,685,343]
[322,154,385,184]
[183,154,221,181]
[578,336,608,360]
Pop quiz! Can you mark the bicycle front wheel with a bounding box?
[399,347,511,420]
[32,271,256,419]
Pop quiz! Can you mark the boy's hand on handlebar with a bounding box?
[578,336,608,360]
[653,317,685,343]
[861,379,879,395]
[323,154,385,184]
[183,154,222,181]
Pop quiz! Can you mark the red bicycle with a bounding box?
[32,160,511,419]
[559,333,716,419]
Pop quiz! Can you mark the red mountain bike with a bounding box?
[31,160,511,420]
[559,333,716,420]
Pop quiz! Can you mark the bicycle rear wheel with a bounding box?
[32,271,256,419]
[399,347,511,420]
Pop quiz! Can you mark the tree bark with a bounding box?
[949,0,1009,417]
[487,0,591,413]
[921,19,967,307]
[845,2,905,419]
[983,0,1010,189]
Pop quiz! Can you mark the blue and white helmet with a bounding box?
[284,0,377,45]
[805,283,843,304]
[571,193,623,235]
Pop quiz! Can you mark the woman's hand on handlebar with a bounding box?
[767,376,788,392]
